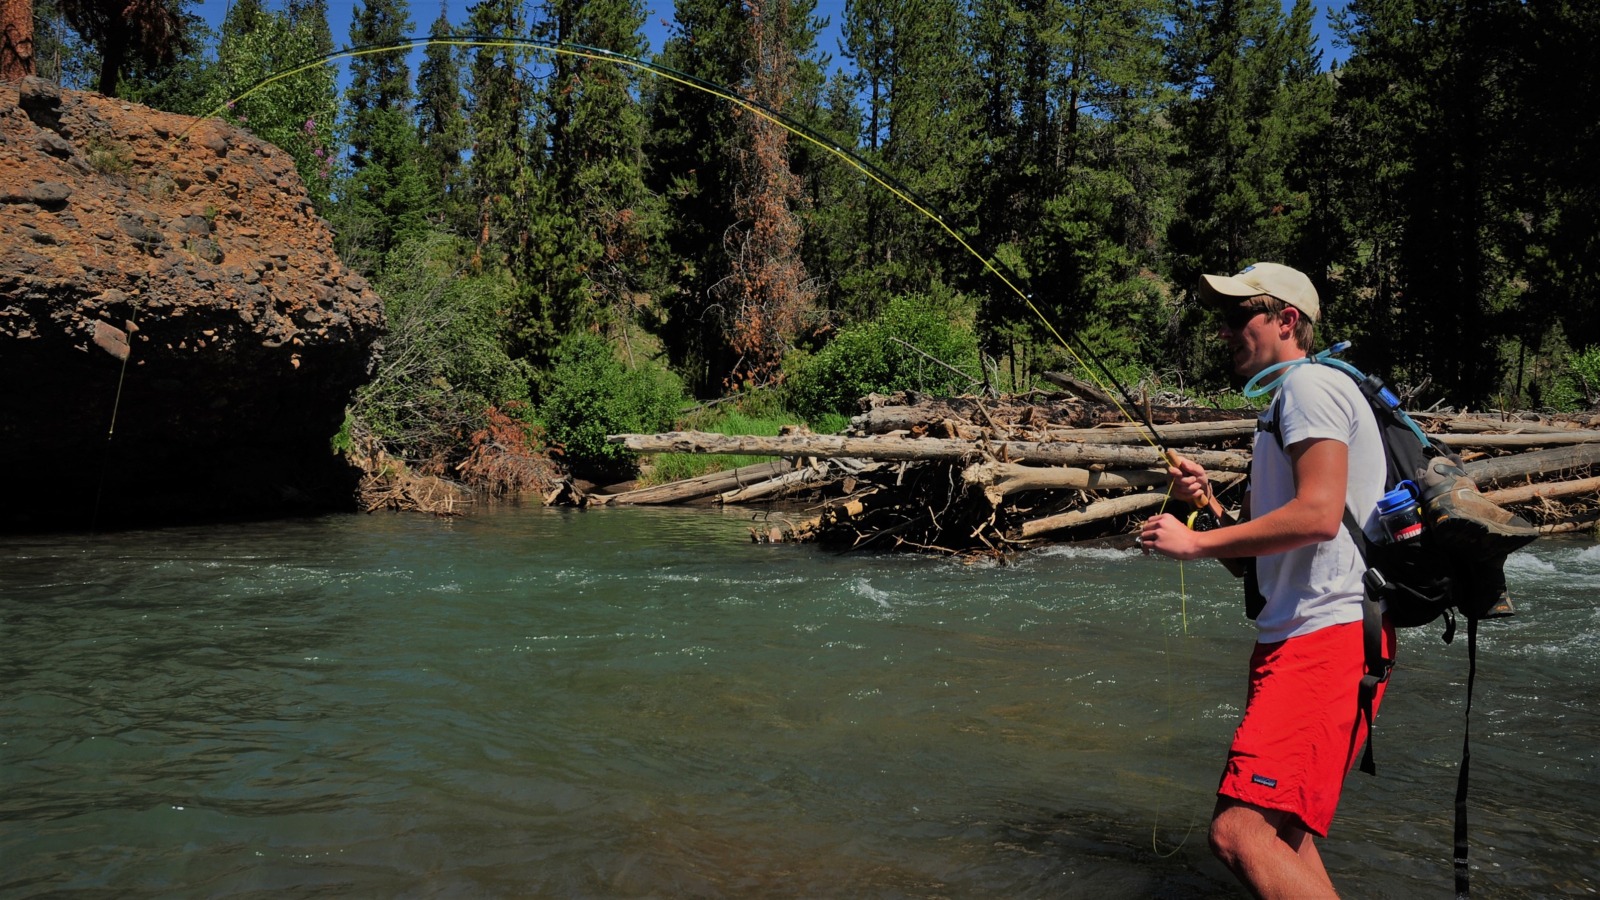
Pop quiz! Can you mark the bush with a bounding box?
[785,291,982,420]
[538,332,685,480]
[1548,345,1600,412]
[347,234,534,472]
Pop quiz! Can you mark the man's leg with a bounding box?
[1210,797,1337,899]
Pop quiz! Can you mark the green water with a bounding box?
[3,506,1597,897]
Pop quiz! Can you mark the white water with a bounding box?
[3,507,1596,897]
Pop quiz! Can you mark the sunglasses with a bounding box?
[1221,304,1268,331]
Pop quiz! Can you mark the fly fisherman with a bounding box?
[1137,263,1392,899]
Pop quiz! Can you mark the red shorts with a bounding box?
[1217,617,1397,837]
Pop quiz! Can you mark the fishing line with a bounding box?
[182,35,1175,457]
[89,280,146,533]
[1151,621,1203,857]
[189,37,1216,839]
[192,35,1216,618]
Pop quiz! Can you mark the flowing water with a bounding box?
[3,506,1597,898]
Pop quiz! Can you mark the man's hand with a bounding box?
[1138,513,1206,560]
[1164,450,1212,508]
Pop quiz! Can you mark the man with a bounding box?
[1137,262,1394,898]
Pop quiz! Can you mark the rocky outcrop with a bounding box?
[0,79,384,531]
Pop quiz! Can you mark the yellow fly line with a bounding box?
[183,36,1164,457]
[186,35,1211,846]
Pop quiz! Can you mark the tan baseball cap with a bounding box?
[1199,262,1320,323]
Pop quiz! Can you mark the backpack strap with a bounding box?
[1351,517,1479,899]
[1454,617,1480,898]
[1346,508,1393,777]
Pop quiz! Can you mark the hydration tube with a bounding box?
[1241,341,1432,448]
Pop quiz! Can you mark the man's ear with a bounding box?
[1276,306,1300,336]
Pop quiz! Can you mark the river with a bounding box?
[3,506,1597,898]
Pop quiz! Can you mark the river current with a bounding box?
[3,505,1597,898]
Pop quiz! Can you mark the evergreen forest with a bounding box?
[19,0,1600,484]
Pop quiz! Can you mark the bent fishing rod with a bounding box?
[189,35,1206,503]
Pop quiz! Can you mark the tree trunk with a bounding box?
[611,430,1253,472]
[97,21,127,96]
[1435,430,1600,449]
[588,459,794,505]
[1480,475,1600,505]
[1015,491,1173,538]
[1,0,33,82]
[1464,443,1600,486]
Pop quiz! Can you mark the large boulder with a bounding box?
[0,79,384,531]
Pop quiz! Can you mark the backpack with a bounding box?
[1250,345,1540,897]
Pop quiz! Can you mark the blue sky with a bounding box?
[198,0,1345,73]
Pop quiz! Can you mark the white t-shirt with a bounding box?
[1249,363,1386,643]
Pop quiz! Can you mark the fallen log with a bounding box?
[1040,371,1118,406]
[962,461,1246,505]
[751,491,877,544]
[1431,417,1586,435]
[850,398,1251,437]
[1464,443,1600,486]
[963,461,1168,504]
[591,459,793,505]
[1434,430,1600,449]
[611,430,1252,472]
[1482,475,1600,505]
[1016,490,1176,538]
[1537,515,1600,536]
[1034,419,1258,445]
[849,400,1090,437]
[718,461,840,504]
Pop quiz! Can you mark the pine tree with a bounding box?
[642,0,747,393]
[834,0,980,319]
[1500,2,1600,380]
[57,0,184,96]
[1332,0,1522,403]
[336,0,433,276]
[960,0,1181,386]
[1168,0,1328,274]
[1,0,32,81]
[460,0,534,266]
[721,0,821,388]
[116,0,213,115]
[798,67,873,325]
[1029,0,1185,381]
[415,8,469,232]
[529,0,665,356]
[1164,0,1330,384]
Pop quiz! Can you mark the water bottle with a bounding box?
[1376,480,1423,543]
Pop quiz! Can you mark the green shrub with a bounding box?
[785,291,982,420]
[538,332,685,479]
[346,234,534,471]
[1548,345,1600,412]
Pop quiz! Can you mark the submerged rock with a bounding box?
[0,80,384,531]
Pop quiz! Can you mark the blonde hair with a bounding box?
[1246,296,1314,351]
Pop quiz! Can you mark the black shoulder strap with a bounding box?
[1349,511,1479,898]
[1257,392,1284,448]
[1454,618,1479,899]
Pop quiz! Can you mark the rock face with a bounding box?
[0,79,384,531]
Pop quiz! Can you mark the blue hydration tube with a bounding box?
[1241,341,1433,448]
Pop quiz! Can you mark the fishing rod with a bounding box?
[187,36,1191,455]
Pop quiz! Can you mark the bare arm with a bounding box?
[1141,438,1347,562]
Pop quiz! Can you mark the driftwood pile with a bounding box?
[600,386,1600,556]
